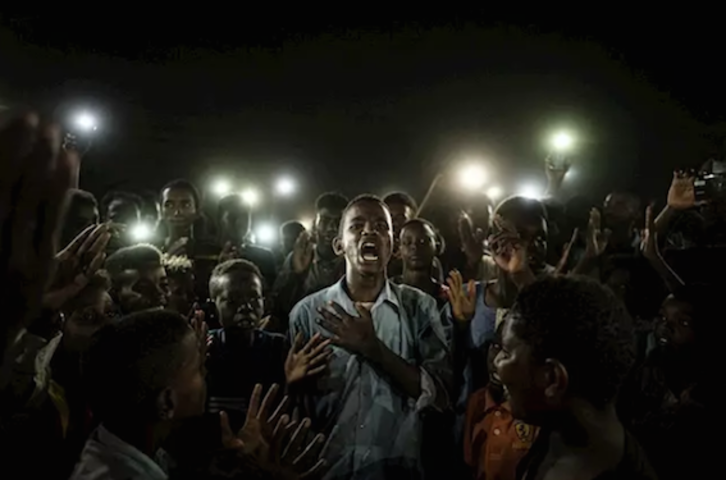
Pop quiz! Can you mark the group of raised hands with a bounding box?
[218,383,328,479]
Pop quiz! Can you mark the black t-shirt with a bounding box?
[516,427,658,480]
[205,328,288,431]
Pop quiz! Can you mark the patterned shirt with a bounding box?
[289,279,452,479]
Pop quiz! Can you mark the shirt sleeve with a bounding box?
[288,300,313,344]
[416,295,453,412]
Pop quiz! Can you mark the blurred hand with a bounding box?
[43,223,111,311]
[641,203,658,259]
[584,208,610,257]
[445,270,476,323]
[458,213,485,266]
[0,114,76,361]
[218,241,240,264]
[220,383,327,478]
[555,228,579,275]
[292,231,314,274]
[488,216,528,274]
[189,305,209,359]
[667,171,701,210]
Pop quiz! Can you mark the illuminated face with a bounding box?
[337,200,393,276]
[162,188,197,230]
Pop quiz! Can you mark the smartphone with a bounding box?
[694,172,726,202]
[546,154,569,170]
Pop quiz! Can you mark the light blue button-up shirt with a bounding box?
[289,278,452,480]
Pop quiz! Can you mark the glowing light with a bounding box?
[486,185,503,200]
[275,177,296,196]
[74,112,98,132]
[517,184,541,199]
[212,179,232,197]
[551,132,573,152]
[130,222,152,242]
[458,164,488,190]
[241,189,259,206]
[299,216,313,230]
[255,223,276,244]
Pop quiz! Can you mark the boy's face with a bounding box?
[399,222,437,271]
[213,271,264,331]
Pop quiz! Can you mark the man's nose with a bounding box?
[362,222,377,234]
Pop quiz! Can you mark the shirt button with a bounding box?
[493,428,501,435]
[494,411,502,417]
[359,424,365,429]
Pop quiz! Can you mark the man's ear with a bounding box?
[543,358,569,403]
[333,236,344,256]
[155,387,176,421]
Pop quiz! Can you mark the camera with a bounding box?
[694,160,726,202]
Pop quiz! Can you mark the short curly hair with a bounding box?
[508,275,635,408]
[383,191,418,213]
[83,309,194,423]
[209,259,263,298]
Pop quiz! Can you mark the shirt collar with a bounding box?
[95,424,169,480]
[329,277,401,313]
[484,385,511,414]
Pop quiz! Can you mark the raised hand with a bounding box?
[555,228,579,275]
[188,305,209,359]
[220,383,327,479]
[285,332,333,384]
[43,223,111,310]
[218,241,240,264]
[221,384,289,456]
[292,230,314,274]
[584,208,610,257]
[458,213,484,265]
[0,114,76,360]
[488,217,527,274]
[641,203,657,259]
[445,270,476,323]
[317,302,379,357]
[667,170,700,210]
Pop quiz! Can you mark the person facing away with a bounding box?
[70,310,207,480]
[205,259,288,431]
[105,244,170,315]
[494,276,657,480]
[464,322,538,480]
[288,194,452,479]
[273,192,348,317]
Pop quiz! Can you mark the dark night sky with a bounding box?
[1,12,724,221]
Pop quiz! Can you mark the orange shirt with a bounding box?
[464,386,539,480]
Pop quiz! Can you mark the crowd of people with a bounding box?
[0,112,717,479]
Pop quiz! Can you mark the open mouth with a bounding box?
[232,313,255,329]
[360,241,380,262]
